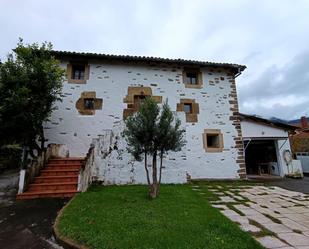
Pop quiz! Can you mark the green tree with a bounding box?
[0,39,64,165]
[123,97,185,199]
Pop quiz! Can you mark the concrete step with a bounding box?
[28,182,78,191]
[48,158,85,165]
[34,175,78,183]
[16,189,79,200]
[46,164,81,170]
[40,169,79,177]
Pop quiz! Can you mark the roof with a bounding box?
[51,50,246,74]
[239,113,297,131]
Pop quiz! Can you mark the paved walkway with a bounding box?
[0,170,66,249]
[201,184,309,249]
[257,176,309,194]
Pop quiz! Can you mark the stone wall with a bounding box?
[44,60,245,182]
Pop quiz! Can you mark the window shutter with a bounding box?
[94,99,103,109]
[192,103,199,114]
[177,103,184,112]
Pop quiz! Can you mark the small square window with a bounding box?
[206,134,220,148]
[72,65,85,80]
[183,103,192,114]
[203,129,224,152]
[84,98,94,110]
[186,72,198,85]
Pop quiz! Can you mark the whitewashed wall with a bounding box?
[241,120,289,138]
[44,61,242,183]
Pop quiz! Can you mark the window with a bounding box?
[206,134,220,148]
[75,91,103,115]
[84,98,94,110]
[123,87,163,119]
[134,95,146,109]
[67,63,89,84]
[176,99,199,123]
[183,68,203,88]
[72,65,85,80]
[186,72,198,85]
[183,103,192,114]
[203,129,224,152]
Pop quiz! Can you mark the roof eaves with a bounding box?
[51,50,246,73]
[239,113,297,131]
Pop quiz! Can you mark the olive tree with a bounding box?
[123,97,185,199]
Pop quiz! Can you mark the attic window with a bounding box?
[203,129,224,152]
[67,63,90,84]
[84,98,95,110]
[72,65,85,80]
[183,68,203,88]
[186,72,198,85]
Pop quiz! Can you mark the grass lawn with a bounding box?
[57,184,264,249]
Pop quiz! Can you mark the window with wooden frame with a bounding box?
[75,91,103,115]
[183,103,193,114]
[176,99,199,123]
[67,62,90,84]
[123,86,162,119]
[183,68,203,88]
[202,129,224,152]
[133,95,147,110]
[84,98,95,110]
[72,64,85,80]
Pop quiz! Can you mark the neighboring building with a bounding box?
[240,114,302,178]
[290,116,309,174]
[43,51,247,184]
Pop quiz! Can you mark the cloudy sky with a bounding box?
[1,0,308,120]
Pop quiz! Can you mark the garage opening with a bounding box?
[244,140,280,176]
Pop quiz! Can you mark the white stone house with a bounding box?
[44,51,247,185]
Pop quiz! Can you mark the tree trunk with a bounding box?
[158,150,164,194]
[159,150,163,184]
[149,151,158,199]
[39,125,45,151]
[144,151,151,185]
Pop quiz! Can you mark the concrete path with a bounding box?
[0,170,66,249]
[257,176,309,194]
[201,184,309,249]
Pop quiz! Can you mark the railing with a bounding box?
[18,145,53,194]
[78,144,95,192]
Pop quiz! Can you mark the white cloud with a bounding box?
[1,0,309,120]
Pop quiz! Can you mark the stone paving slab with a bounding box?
[256,236,289,248]
[204,184,309,248]
[277,233,309,246]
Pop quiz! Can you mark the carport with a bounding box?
[240,114,300,178]
[244,138,287,176]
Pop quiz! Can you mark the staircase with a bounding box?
[17,157,84,200]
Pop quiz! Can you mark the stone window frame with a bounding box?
[176,99,199,123]
[123,86,162,119]
[67,62,90,84]
[182,67,203,89]
[202,129,224,153]
[75,91,103,115]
